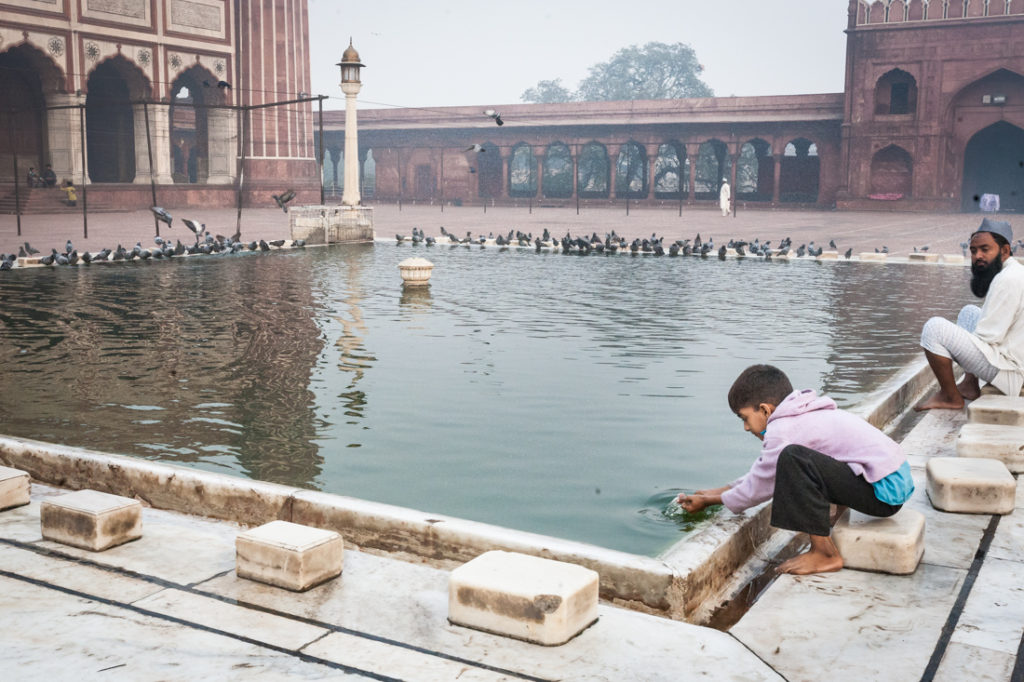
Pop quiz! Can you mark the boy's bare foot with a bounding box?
[777,550,844,575]
[957,376,981,401]
[914,392,965,411]
[777,534,844,575]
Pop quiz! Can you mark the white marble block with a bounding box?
[831,508,925,575]
[40,489,142,551]
[926,457,1015,514]
[817,250,839,260]
[859,252,887,262]
[236,520,343,591]
[0,465,30,511]
[979,383,1024,397]
[967,395,1024,426]
[448,550,599,646]
[908,252,939,262]
[957,423,1024,473]
[941,254,966,265]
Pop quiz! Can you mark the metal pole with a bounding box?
[439,147,444,213]
[235,106,248,238]
[397,146,402,211]
[318,96,325,205]
[7,114,21,236]
[143,101,159,236]
[79,104,88,240]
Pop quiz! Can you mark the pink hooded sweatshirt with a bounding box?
[720,389,906,514]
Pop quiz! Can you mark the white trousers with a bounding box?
[920,305,999,383]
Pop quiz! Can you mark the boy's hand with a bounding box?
[676,493,711,513]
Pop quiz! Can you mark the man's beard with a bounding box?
[971,256,1003,298]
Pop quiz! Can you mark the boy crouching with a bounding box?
[676,364,914,575]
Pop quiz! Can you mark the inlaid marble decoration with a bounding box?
[83,0,150,28]
[168,0,225,39]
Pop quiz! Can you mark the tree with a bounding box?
[521,42,713,103]
[520,78,575,104]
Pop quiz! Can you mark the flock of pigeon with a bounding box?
[0,206,304,271]
[396,227,877,261]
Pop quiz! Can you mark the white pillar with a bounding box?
[341,86,361,206]
[206,107,237,184]
[45,92,89,185]
[132,103,173,184]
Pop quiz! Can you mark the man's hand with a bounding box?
[675,486,729,513]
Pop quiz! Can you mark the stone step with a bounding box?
[967,394,1024,426]
[40,489,142,551]
[979,383,1024,398]
[831,508,925,575]
[925,457,1016,514]
[236,520,344,592]
[0,465,30,511]
[448,550,599,646]
[957,423,1024,473]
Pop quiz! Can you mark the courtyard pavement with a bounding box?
[0,201,1016,259]
[1,405,1021,680]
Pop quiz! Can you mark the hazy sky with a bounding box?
[308,0,852,111]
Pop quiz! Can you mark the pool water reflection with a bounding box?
[0,244,972,555]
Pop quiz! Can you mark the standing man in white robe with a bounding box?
[719,178,731,217]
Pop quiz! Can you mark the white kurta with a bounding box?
[970,257,1024,397]
[719,182,731,215]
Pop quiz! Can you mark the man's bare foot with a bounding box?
[914,392,965,411]
[957,376,981,401]
[777,550,844,575]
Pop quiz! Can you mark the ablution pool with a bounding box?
[0,242,971,555]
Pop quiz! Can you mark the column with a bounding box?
[132,102,173,185]
[772,153,783,204]
[685,143,700,203]
[341,89,361,205]
[206,107,237,184]
[45,92,89,185]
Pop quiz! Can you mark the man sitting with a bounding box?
[41,164,57,188]
[27,167,40,188]
[916,218,1024,409]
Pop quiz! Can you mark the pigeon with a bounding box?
[396,234,405,243]
[217,80,231,89]
[81,250,92,264]
[844,248,853,259]
[24,242,39,255]
[65,239,73,254]
[0,259,12,271]
[150,206,173,228]
[464,144,485,153]
[40,252,55,265]
[18,246,26,258]
[482,109,504,126]
[718,245,727,260]
[272,189,296,212]
[829,239,837,250]
[259,239,270,252]
[268,239,285,247]
[182,218,204,242]
[293,239,306,247]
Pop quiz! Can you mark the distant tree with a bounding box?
[577,42,713,101]
[520,79,576,104]
[521,42,713,103]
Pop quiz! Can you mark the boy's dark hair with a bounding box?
[727,364,794,413]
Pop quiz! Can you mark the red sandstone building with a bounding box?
[322,0,1024,213]
[0,0,317,208]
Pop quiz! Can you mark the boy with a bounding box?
[676,364,914,575]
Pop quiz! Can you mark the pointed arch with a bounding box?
[86,56,150,182]
[780,137,820,202]
[543,142,573,198]
[577,141,609,198]
[615,141,648,198]
[962,121,1024,211]
[508,142,537,197]
[0,43,64,179]
[476,141,502,199]
[870,145,913,197]
[653,141,685,198]
[170,64,221,183]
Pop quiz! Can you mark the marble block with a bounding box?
[941,254,966,265]
[40,489,142,551]
[957,423,1024,473]
[859,252,887,262]
[0,465,30,511]
[236,520,343,592]
[979,383,1024,397]
[968,395,1024,426]
[926,457,1015,514]
[448,550,599,646]
[908,252,940,262]
[817,250,839,260]
[831,508,925,574]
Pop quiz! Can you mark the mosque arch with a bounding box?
[908,0,926,20]
[615,141,648,199]
[889,0,908,20]
[362,148,376,198]
[0,44,61,180]
[1011,0,1024,14]
[169,65,223,183]
[577,141,609,198]
[694,139,729,199]
[86,56,150,183]
[653,141,685,198]
[869,0,887,23]
[875,68,918,116]
[508,142,537,197]
[870,145,913,197]
[966,0,986,16]
[476,141,502,199]
[779,137,819,203]
[542,142,573,198]
[736,138,773,201]
[962,121,1024,211]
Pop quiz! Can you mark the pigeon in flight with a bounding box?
[464,144,486,153]
[483,109,504,126]
[272,189,296,212]
[151,206,173,228]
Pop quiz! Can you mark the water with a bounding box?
[0,244,972,555]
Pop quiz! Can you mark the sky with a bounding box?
[308,0,853,111]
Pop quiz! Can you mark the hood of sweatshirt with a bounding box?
[767,389,836,423]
